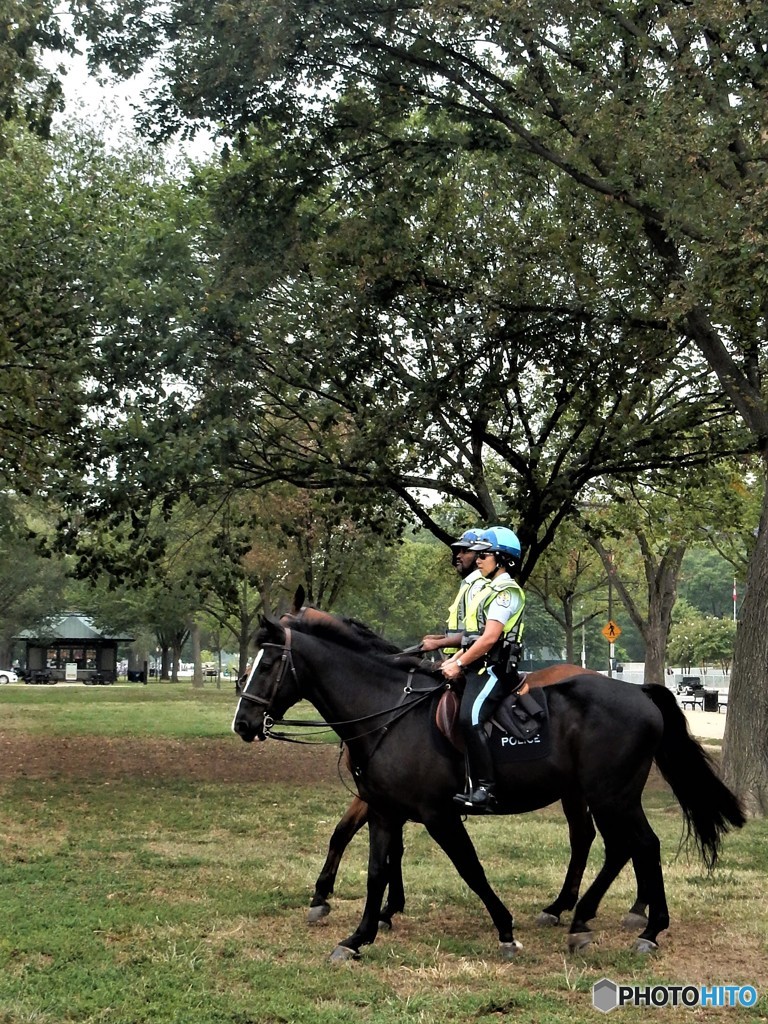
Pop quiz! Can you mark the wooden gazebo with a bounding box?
[15,613,134,684]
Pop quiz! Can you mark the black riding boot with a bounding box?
[454,723,497,813]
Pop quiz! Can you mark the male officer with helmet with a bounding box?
[441,526,525,812]
[421,529,487,655]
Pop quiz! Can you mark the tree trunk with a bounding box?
[171,644,181,683]
[722,459,768,815]
[643,626,667,687]
[562,598,577,664]
[191,619,204,688]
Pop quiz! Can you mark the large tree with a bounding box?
[69,0,768,808]
[72,127,738,578]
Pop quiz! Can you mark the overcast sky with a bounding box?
[48,40,214,162]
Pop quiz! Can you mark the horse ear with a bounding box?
[291,585,306,614]
[259,615,285,641]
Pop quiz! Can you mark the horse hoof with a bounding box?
[378,918,393,931]
[567,931,592,953]
[307,904,331,925]
[536,912,560,927]
[633,938,659,954]
[499,940,522,960]
[622,912,648,931]
[329,945,360,963]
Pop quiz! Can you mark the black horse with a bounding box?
[233,613,744,961]
[275,605,651,934]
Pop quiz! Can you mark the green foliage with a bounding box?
[173,131,733,581]
[1,124,91,489]
[1,118,198,508]
[0,498,70,660]
[34,13,743,591]
[0,1,71,150]
[668,613,737,673]
[336,533,457,647]
[680,548,741,620]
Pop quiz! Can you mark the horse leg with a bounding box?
[534,796,649,931]
[423,814,519,959]
[568,806,668,954]
[309,796,369,924]
[622,855,649,931]
[566,809,633,952]
[622,812,668,952]
[379,823,405,929]
[330,813,404,961]
[537,793,596,926]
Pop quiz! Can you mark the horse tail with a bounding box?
[642,684,745,870]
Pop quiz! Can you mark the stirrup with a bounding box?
[453,785,496,814]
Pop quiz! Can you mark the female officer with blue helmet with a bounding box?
[441,526,525,812]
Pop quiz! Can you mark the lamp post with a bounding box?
[607,559,613,678]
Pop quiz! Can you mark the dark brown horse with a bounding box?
[234,611,743,961]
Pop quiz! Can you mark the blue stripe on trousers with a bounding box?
[470,666,499,727]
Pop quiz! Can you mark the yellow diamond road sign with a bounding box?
[602,620,622,642]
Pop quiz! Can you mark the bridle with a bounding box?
[236,628,298,727]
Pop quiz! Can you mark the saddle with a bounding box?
[435,673,548,752]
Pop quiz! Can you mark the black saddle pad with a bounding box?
[489,687,550,762]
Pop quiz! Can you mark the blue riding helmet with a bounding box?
[469,526,522,560]
[450,528,483,549]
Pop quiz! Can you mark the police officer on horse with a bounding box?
[441,527,525,813]
[421,529,487,655]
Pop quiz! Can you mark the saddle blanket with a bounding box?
[490,687,551,762]
[436,687,551,763]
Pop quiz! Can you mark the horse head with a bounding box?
[231,617,303,743]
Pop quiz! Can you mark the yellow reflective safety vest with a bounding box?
[463,575,525,647]
[444,569,484,655]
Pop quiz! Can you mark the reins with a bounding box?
[270,672,447,745]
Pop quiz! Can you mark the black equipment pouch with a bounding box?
[485,636,523,692]
[502,638,522,677]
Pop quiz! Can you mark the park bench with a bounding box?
[680,693,704,711]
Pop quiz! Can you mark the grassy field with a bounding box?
[0,685,766,1024]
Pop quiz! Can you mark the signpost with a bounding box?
[602,621,622,678]
[601,621,622,643]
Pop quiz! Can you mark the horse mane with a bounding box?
[285,607,404,657]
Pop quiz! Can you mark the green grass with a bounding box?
[0,685,766,1024]
[0,684,329,740]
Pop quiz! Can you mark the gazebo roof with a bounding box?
[15,613,134,644]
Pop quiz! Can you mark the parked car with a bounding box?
[676,676,703,696]
[0,668,19,684]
